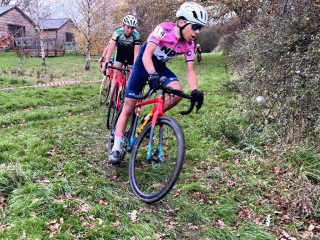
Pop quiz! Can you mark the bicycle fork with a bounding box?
[147,124,164,163]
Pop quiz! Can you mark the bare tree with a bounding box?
[1,0,31,9]
[71,0,123,70]
[71,0,102,70]
[15,0,31,11]
[25,0,53,65]
[1,0,11,5]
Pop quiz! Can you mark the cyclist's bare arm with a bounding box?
[100,44,110,71]
[102,44,109,57]
[142,42,157,73]
[186,61,198,91]
[133,44,140,64]
[105,39,117,64]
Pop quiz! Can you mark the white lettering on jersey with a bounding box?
[153,45,179,62]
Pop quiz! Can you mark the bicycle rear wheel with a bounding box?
[106,83,119,129]
[99,75,111,105]
[129,116,185,203]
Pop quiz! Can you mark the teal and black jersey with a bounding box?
[111,28,140,66]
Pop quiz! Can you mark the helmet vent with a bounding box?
[192,11,198,20]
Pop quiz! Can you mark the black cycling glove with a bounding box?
[191,89,204,110]
[148,73,160,90]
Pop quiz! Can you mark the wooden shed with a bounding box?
[40,18,79,56]
[0,5,78,56]
[0,5,37,48]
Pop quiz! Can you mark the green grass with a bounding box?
[0,52,319,239]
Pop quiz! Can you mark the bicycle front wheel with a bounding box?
[106,83,119,129]
[129,116,185,203]
[99,75,111,105]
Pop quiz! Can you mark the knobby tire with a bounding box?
[106,83,119,129]
[99,75,111,105]
[129,116,185,203]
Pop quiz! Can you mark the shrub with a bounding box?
[195,26,221,53]
[229,0,320,143]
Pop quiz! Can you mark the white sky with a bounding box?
[10,0,79,19]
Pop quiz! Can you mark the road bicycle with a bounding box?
[196,52,202,65]
[108,77,203,203]
[106,63,130,129]
[99,61,114,105]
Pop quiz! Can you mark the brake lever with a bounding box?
[148,89,155,98]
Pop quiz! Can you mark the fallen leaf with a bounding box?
[47,219,57,225]
[128,210,138,223]
[301,231,309,238]
[154,233,165,239]
[98,199,108,205]
[188,223,199,230]
[153,183,164,188]
[113,221,121,227]
[282,230,290,238]
[80,204,92,213]
[48,223,59,232]
[29,212,36,217]
[308,224,315,231]
[280,214,290,221]
[216,220,229,229]
[273,166,280,174]
[173,189,181,197]
[97,218,103,225]
[81,221,90,227]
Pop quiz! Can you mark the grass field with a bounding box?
[0,52,319,239]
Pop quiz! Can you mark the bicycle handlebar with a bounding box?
[109,66,130,72]
[134,76,201,115]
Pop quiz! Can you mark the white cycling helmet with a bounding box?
[196,43,200,47]
[176,2,208,26]
[123,15,138,27]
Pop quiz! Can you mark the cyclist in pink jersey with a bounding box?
[109,2,208,165]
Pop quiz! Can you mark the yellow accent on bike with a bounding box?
[135,112,153,138]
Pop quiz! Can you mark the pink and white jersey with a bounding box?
[148,22,194,63]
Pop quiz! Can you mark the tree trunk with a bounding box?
[40,35,45,65]
[85,43,90,71]
[36,24,46,66]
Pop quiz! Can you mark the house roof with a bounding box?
[0,5,15,16]
[40,18,71,30]
[0,5,35,25]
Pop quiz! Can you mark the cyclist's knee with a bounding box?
[172,95,183,104]
[167,81,182,91]
[122,98,137,116]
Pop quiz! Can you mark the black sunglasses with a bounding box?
[191,24,203,31]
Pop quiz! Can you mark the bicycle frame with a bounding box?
[107,67,113,79]
[110,66,128,109]
[111,77,198,164]
[115,71,127,108]
[124,93,165,160]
